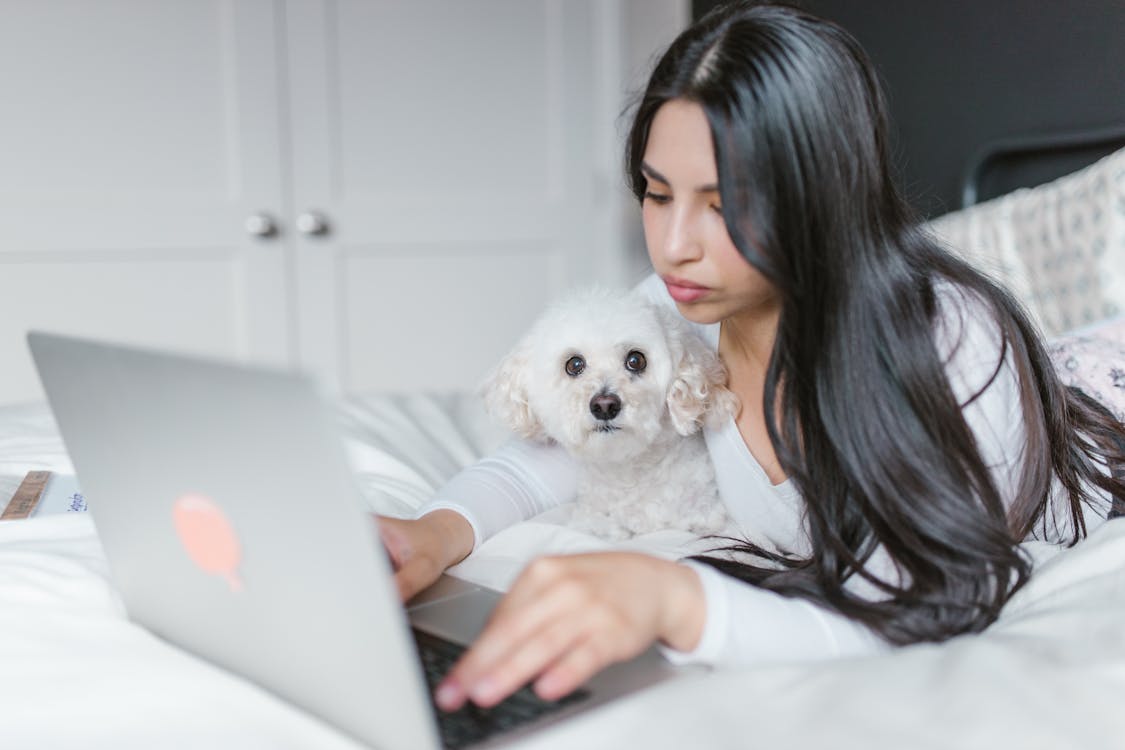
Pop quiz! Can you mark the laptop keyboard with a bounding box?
[412,628,591,749]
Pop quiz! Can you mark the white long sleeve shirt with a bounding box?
[416,274,1113,666]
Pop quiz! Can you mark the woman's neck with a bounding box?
[719,304,780,373]
[719,302,790,485]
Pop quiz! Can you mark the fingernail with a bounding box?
[435,680,463,710]
[534,673,561,699]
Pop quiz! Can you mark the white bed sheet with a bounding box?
[3,395,1125,749]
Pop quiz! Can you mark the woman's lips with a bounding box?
[663,277,710,303]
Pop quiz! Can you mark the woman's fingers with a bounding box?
[533,632,634,701]
[435,567,585,710]
[462,619,586,708]
[374,514,448,602]
[394,555,440,601]
[439,604,638,710]
[435,554,670,711]
[374,515,410,569]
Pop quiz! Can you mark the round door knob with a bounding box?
[296,211,330,236]
[244,213,277,238]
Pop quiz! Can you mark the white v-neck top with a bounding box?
[416,274,1112,666]
[707,417,803,550]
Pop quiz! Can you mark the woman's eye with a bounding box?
[711,203,723,214]
[624,350,647,373]
[564,355,585,377]
[643,191,671,204]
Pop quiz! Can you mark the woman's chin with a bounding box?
[673,299,724,326]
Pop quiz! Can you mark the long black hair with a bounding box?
[626,1,1125,645]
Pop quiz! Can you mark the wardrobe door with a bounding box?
[0,0,291,404]
[284,0,629,394]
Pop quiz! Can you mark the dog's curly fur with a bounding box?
[482,287,738,539]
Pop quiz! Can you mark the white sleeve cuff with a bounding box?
[413,439,578,550]
[413,502,486,553]
[659,561,890,667]
[659,561,731,666]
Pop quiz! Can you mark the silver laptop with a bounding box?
[27,331,684,750]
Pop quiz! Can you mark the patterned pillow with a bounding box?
[927,146,1125,337]
[1048,317,1125,421]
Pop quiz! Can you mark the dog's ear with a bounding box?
[662,312,740,436]
[480,341,547,441]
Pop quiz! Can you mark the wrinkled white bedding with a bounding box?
[3,395,1125,749]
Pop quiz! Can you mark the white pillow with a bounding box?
[927,146,1125,337]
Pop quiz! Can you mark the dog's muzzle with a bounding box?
[589,391,622,424]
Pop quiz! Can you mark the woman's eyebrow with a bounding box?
[640,162,718,193]
[640,162,670,185]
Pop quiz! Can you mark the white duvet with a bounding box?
[3,395,1125,749]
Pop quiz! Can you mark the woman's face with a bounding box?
[641,99,777,326]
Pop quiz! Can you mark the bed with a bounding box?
[2,138,1125,748]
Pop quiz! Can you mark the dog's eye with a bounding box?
[624,350,647,373]
[564,355,585,377]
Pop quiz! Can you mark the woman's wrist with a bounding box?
[657,561,707,653]
[421,509,475,567]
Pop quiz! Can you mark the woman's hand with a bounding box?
[375,510,475,601]
[433,552,706,711]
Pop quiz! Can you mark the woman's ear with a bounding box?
[664,317,740,436]
[480,341,546,441]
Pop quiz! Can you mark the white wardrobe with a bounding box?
[0,0,687,405]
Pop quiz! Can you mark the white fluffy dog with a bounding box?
[482,287,738,540]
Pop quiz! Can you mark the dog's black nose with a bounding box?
[590,393,622,421]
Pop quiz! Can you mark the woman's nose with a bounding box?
[662,209,703,264]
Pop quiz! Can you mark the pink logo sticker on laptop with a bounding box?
[172,493,244,593]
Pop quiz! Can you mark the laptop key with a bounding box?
[411,628,590,749]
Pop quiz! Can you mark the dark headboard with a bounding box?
[692,0,1125,218]
[961,123,1125,207]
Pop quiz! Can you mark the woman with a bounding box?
[378,1,1125,712]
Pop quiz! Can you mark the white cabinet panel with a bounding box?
[334,1,554,197]
[0,254,246,402]
[339,245,563,393]
[285,0,614,394]
[2,4,228,193]
[0,0,290,404]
